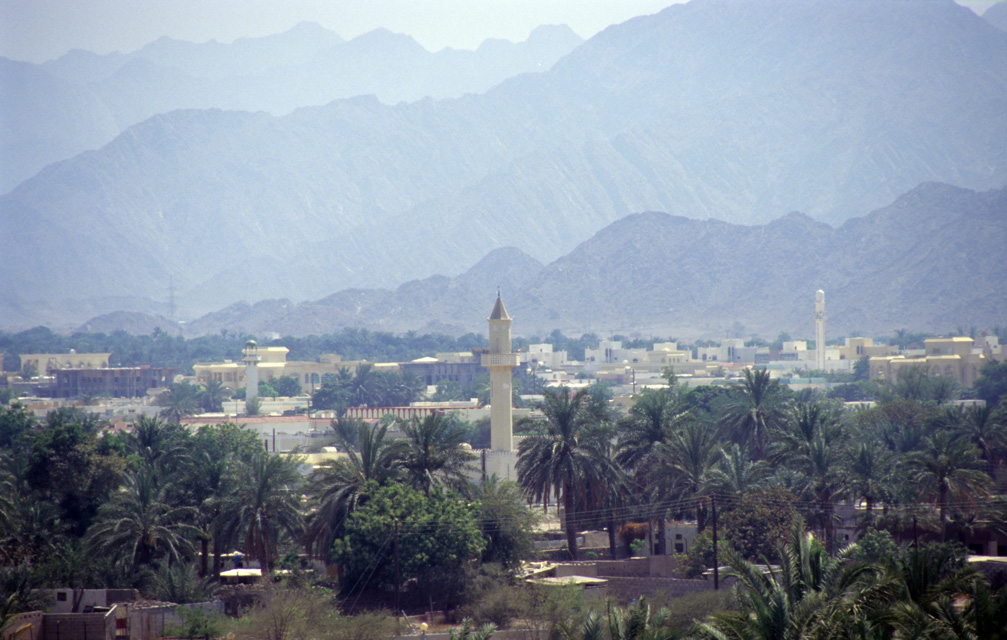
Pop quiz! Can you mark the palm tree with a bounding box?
[784,401,848,553]
[85,466,199,567]
[846,441,893,530]
[615,390,681,470]
[304,421,404,557]
[955,404,1006,474]
[401,413,476,496]
[517,388,618,560]
[346,364,385,407]
[706,443,769,501]
[906,431,990,541]
[328,415,366,450]
[216,452,304,572]
[697,525,888,640]
[200,379,231,413]
[616,390,689,553]
[128,415,189,471]
[160,382,201,422]
[657,420,720,532]
[719,368,787,459]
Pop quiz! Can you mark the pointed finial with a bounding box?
[497,286,501,298]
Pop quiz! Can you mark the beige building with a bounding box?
[194,349,358,393]
[836,337,895,361]
[869,337,984,387]
[21,352,111,374]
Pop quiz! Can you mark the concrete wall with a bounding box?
[126,601,222,640]
[3,611,44,640]
[604,577,724,604]
[42,607,116,640]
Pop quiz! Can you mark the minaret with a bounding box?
[815,290,826,371]
[243,340,261,403]
[482,294,518,451]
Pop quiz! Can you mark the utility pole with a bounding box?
[712,495,719,590]
[394,518,401,613]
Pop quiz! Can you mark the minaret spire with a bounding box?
[483,293,517,451]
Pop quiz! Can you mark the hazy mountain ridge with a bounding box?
[984,3,1007,32]
[1,23,583,191]
[3,0,1007,327]
[75,183,1007,340]
[178,247,544,337]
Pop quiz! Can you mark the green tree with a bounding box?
[216,452,303,572]
[160,382,202,422]
[401,413,476,496]
[974,361,1007,407]
[199,379,231,413]
[305,421,404,558]
[85,466,199,567]
[19,362,37,381]
[697,525,887,640]
[846,441,892,524]
[782,401,848,553]
[719,368,788,460]
[906,431,990,540]
[719,487,800,563]
[474,477,537,567]
[657,419,720,533]
[27,408,124,537]
[706,444,769,500]
[0,403,36,450]
[615,390,681,471]
[127,415,189,471]
[270,376,302,398]
[433,380,465,402]
[331,483,484,596]
[517,388,619,560]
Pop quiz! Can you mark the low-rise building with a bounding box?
[194,350,357,393]
[21,352,111,374]
[51,367,174,399]
[870,336,985,387]
[399,351,485,387]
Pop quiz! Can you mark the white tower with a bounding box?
[482,294,518,452]
[243,339,261,403]
[814,289,826,371]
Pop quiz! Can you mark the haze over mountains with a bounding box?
[75,182,1007,340]
[0,22,584,192]
[2,0,1006,336]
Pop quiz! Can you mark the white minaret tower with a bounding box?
[482,293,518,452]
[815,289,826,371]
[243,339,261,404]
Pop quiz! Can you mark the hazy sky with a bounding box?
[0,0,688,63]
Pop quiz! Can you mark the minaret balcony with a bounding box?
[482,353,519,368]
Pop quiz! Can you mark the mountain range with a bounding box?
[0,22,583,192]
[2,0,1006,333]
[74,182,1007,340]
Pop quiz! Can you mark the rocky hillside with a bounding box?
[3,0,1006,328]
[86,182,1005,340]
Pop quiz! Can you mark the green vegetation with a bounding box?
[2,340,1007,638]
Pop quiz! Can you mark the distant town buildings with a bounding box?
[869,336,988,387]
[50,366,174,399]
[22,352,110,373]
[194,346,356,392]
